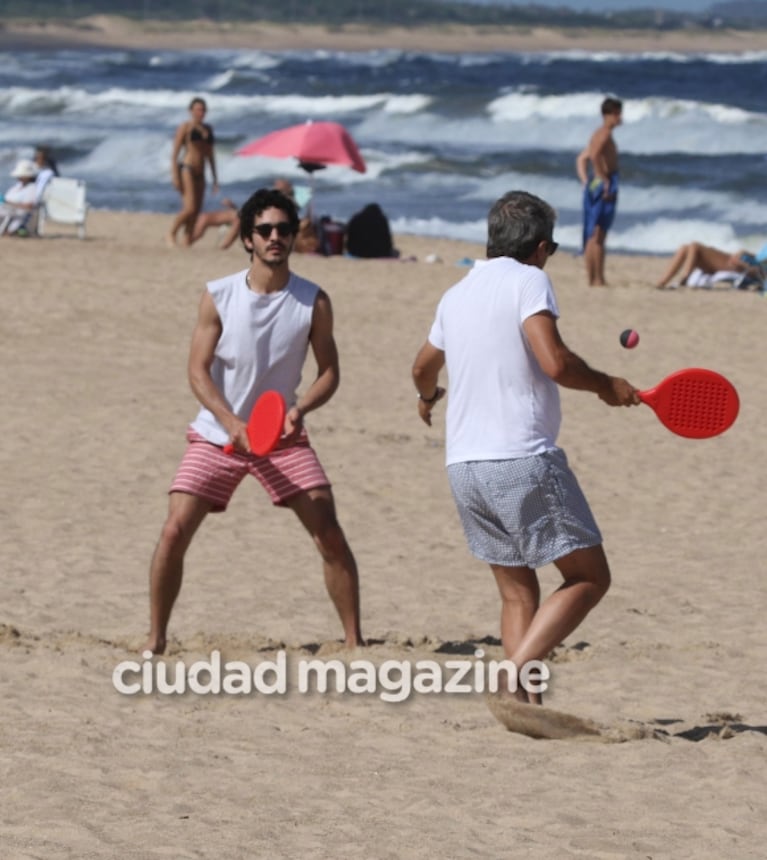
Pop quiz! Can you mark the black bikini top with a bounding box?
[187,123,214,145]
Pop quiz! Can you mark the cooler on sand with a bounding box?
[321,221,345,255]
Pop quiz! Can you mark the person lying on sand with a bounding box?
[655,241,764,289]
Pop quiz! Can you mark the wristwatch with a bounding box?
[418,389,440,404]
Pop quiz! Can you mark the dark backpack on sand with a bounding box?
[345,203,394,258]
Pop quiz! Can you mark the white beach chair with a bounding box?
[38,177,89,239]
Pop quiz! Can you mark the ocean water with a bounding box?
[2,43,767,255]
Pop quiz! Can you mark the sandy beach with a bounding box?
[2,13,766,54]
[1,206,765,858]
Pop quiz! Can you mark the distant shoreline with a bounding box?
[1,14,766,54]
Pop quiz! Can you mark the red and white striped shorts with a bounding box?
[169,428,330,511]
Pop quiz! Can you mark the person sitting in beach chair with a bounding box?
[33,145,59,204]
[655,240,766,290]
[0,159,39,237]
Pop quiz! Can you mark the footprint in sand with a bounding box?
[485,694,665,742]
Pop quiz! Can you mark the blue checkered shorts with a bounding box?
[447,448,602,568]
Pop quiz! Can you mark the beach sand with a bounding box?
[2,13,766,54]
[1,208,765,858]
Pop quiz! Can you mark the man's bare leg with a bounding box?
[191,206,239,248]
[144,492,212,654]
[217,198,241,248]
[585,226,607,286]
[190,213,213,244]
[289,487,364,647]
[491,564,541,702]
[508,544,610,672]
[219,218,241,250]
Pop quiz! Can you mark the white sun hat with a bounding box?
[11,158,39,178]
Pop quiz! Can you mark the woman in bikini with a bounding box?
[167,97,219,246]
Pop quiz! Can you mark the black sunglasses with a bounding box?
[519,237,558,259]
[253,221,294,239]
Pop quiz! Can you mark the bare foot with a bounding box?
[495,666,540,704]
[141,636,166,655]
[164,233,176,248]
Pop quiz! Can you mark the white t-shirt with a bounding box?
[0,181,38,234]
[428,256,561,465]
[4,181,37,207]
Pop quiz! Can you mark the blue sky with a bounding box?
[465,1,712,11]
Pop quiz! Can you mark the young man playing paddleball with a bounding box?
[412,190,639,703]
[145,188,364,654]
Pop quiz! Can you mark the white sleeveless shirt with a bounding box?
[191,269,319,446]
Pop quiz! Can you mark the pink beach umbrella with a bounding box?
[236,120,367,175]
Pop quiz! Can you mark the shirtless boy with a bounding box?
[576,97,622,286]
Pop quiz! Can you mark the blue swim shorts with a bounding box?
[582,173,618,247]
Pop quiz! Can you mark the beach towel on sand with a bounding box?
[685,267,765,292]
[582,173,618,248]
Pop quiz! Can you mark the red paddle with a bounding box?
[223,390,286,456]
[639,368,739,439]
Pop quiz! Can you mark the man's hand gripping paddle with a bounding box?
[638,368,739,439]
[223,390,286,455]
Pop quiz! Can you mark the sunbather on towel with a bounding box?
[655,241,765,290]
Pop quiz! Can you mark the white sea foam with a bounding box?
[388,212,746,257]
[487,91,767,155]
[391,215,488,245]
[516,49,767,65]
[3,82,765,156]
[607,219,745,256]
[3,45,765,252]
[205,69,237,91]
